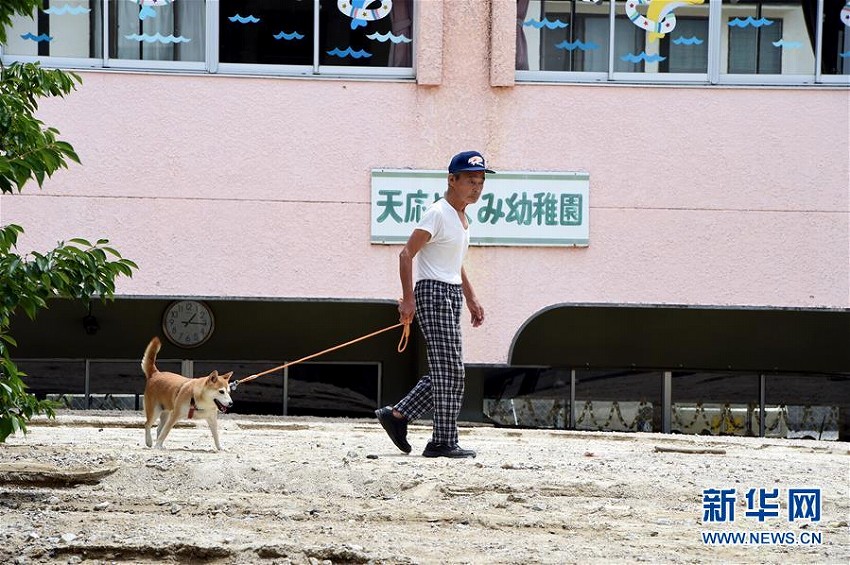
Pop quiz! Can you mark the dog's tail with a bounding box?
[142,336,161,379]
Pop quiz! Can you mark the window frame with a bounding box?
[0,0,416,80]
[515,0,850,87]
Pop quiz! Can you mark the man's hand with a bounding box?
[467,298,484,327]
[398,297,415,324]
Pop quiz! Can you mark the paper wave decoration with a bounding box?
[20,32,52,42]
[229,14,260,24]
[554,40,599,51]
[772,40,802,49]
[133,0,170,20]
[523,18,568,30]
[625,0,706,42]
[327,47,372,59]
[728,17,774,28]
[125,33,191,44]
[366,31,412,44]
[42,5,91,15]
[273,31,305,41]
[672,35,703,45]
[621,51,666,63]
[338,0,392,30]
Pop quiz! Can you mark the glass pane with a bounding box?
[90,360,179,409]
[110,0,204,62]
[3,1,102,59]
[518,0,611,72]
[575,369,661,432]
[663,17,709,72]
[219,0,313,65]
[319,0,414,68]
[615,0,709,75]
[823,0,850,75]
[721,0,815,75]
[482,367,570,428]
[287,363,379,417]
[195,361,284,415]
[16,360,86,397]
[91,360,161,394]
[671,371,759,436]
[762,374,849,441]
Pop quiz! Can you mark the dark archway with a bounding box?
[511,304,850,373]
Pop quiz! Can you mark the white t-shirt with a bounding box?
[414,198,470,285]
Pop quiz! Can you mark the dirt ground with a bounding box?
[0,411,847,564]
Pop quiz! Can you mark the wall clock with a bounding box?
[162,300,215,348]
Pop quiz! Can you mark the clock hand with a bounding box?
[181,313,198,327]
[185,321,207,326]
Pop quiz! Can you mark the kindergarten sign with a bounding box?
[371,169,589,246]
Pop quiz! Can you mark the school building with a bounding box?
[1,1,848,440]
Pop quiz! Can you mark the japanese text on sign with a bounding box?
[371,170,590,247]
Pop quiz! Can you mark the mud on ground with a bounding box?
[1,411,848,564]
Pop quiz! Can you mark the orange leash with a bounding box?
[229,322,410,391]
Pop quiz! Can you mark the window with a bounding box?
[111,0,205,65]
[219,0,312,66]
[575,369,662,432]
[614,0,710,77]
[517,0,850,85]
[661,18,710,72]
[481,367,571,428]
[1,0,415,77]
[518,0,611,77]
[671,371,760,436]
[193,361,381,417]
[763,373,849,441]
[824,0,850,75]
[726,8,783,74]
[218,0,413,72]
[722,0,813,78]
[3,1,102,62]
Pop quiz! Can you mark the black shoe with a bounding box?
[375,406,411,454]
[422,442,476,459]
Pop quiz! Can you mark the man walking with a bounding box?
[376,150,493,458]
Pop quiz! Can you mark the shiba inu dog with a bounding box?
[141,336,233,451]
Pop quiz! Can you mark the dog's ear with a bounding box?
[221,371,234,381]
[206,370,220,383]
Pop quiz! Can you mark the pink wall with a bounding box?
[1,0,847,364]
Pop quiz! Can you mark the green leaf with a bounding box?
[0,334,18,347]
[21,301,36,319]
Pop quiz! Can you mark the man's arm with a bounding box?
[461,266,484,327]
[398,229,431,323]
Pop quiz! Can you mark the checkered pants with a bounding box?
[395,279,465,446]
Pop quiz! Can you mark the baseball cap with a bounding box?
[448,150,495,174]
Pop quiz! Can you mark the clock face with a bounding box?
[162,300,214,348]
